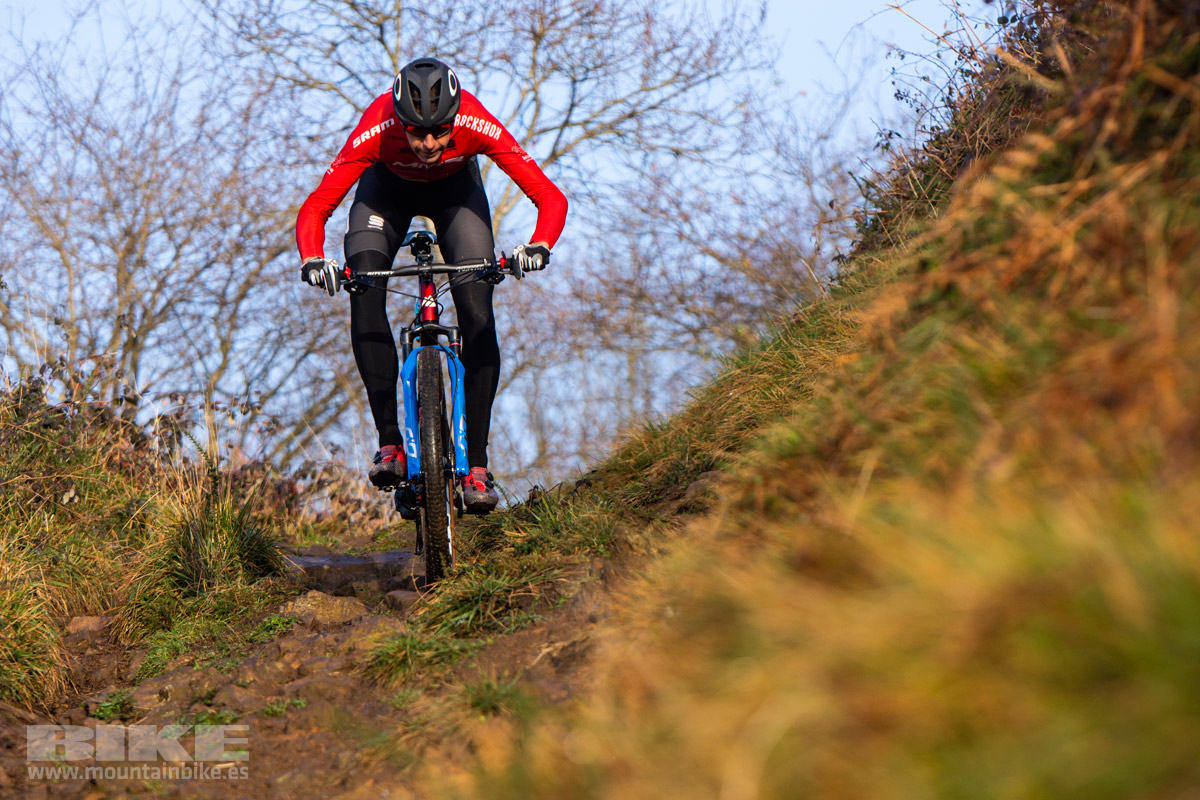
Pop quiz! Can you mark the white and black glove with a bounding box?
[509,243,550,279]
[300,257,342,296]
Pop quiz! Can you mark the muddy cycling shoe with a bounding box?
[369,444,407,488]
[461,467,498,514]
[393,484,419,520]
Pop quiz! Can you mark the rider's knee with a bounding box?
[344,241,393,272]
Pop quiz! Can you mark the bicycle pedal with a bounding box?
[393,486,419,520]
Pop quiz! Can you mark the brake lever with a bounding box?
[341,266,375,295]
[502,253,523,281]
[477,256,511,285]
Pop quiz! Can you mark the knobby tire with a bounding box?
[417,346,455,583]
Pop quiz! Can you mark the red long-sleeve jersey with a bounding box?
[296,90,568,260]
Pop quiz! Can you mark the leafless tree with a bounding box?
[0,0,866,487]
[194,0,864,483]
[0,7,362,462]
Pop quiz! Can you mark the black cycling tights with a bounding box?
[345,160,500,469]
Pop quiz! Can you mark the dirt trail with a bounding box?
[0,539,613,800]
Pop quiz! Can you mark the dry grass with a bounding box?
[0,375,315,708]
[469,478,1200,799]
[0,553,69,709]
[435,2,1200,797]
[598,282,870,508]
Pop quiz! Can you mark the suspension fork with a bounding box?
[399,273,468,480]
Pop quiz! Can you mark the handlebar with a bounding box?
[307,231,538,296]
[341,255,523,292]
[350,257,508,280]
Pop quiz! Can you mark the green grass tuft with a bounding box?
[364,631,483,687]
[248,614,297,643]
[461,672,530,718]
[89,690,134,722]
[262,697,307,717]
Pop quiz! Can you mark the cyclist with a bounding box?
[296,57,567,513]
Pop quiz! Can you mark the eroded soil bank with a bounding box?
[2,529,625,799]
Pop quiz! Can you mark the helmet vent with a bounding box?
[429,79,442,114]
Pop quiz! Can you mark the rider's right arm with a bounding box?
[295,93,393,261]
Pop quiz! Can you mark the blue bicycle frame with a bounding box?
[400,342,469,481]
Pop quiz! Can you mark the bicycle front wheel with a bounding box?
[417,346,456,584]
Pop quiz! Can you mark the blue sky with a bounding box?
[765,0,994,141]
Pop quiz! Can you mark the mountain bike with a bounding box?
[331,231,521,583]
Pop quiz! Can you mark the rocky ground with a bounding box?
[0,534,616,800]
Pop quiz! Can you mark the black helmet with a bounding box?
[392,58,461,127]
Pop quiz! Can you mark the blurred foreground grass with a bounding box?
[441,2,1200,797]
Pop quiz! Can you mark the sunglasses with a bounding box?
[404,123,454,139]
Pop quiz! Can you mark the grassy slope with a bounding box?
[0,380,307,709]
[428,3,1200,798]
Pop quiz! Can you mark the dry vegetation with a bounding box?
[422,1,1200,797]
[3,1,1197,798]
[0,366,375,709]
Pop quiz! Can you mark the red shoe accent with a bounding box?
[460,467,498,513]
[377,444,405,466]
[369,444,407,487]
[462,466,490,492]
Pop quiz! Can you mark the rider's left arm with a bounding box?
[473,118,567,247]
